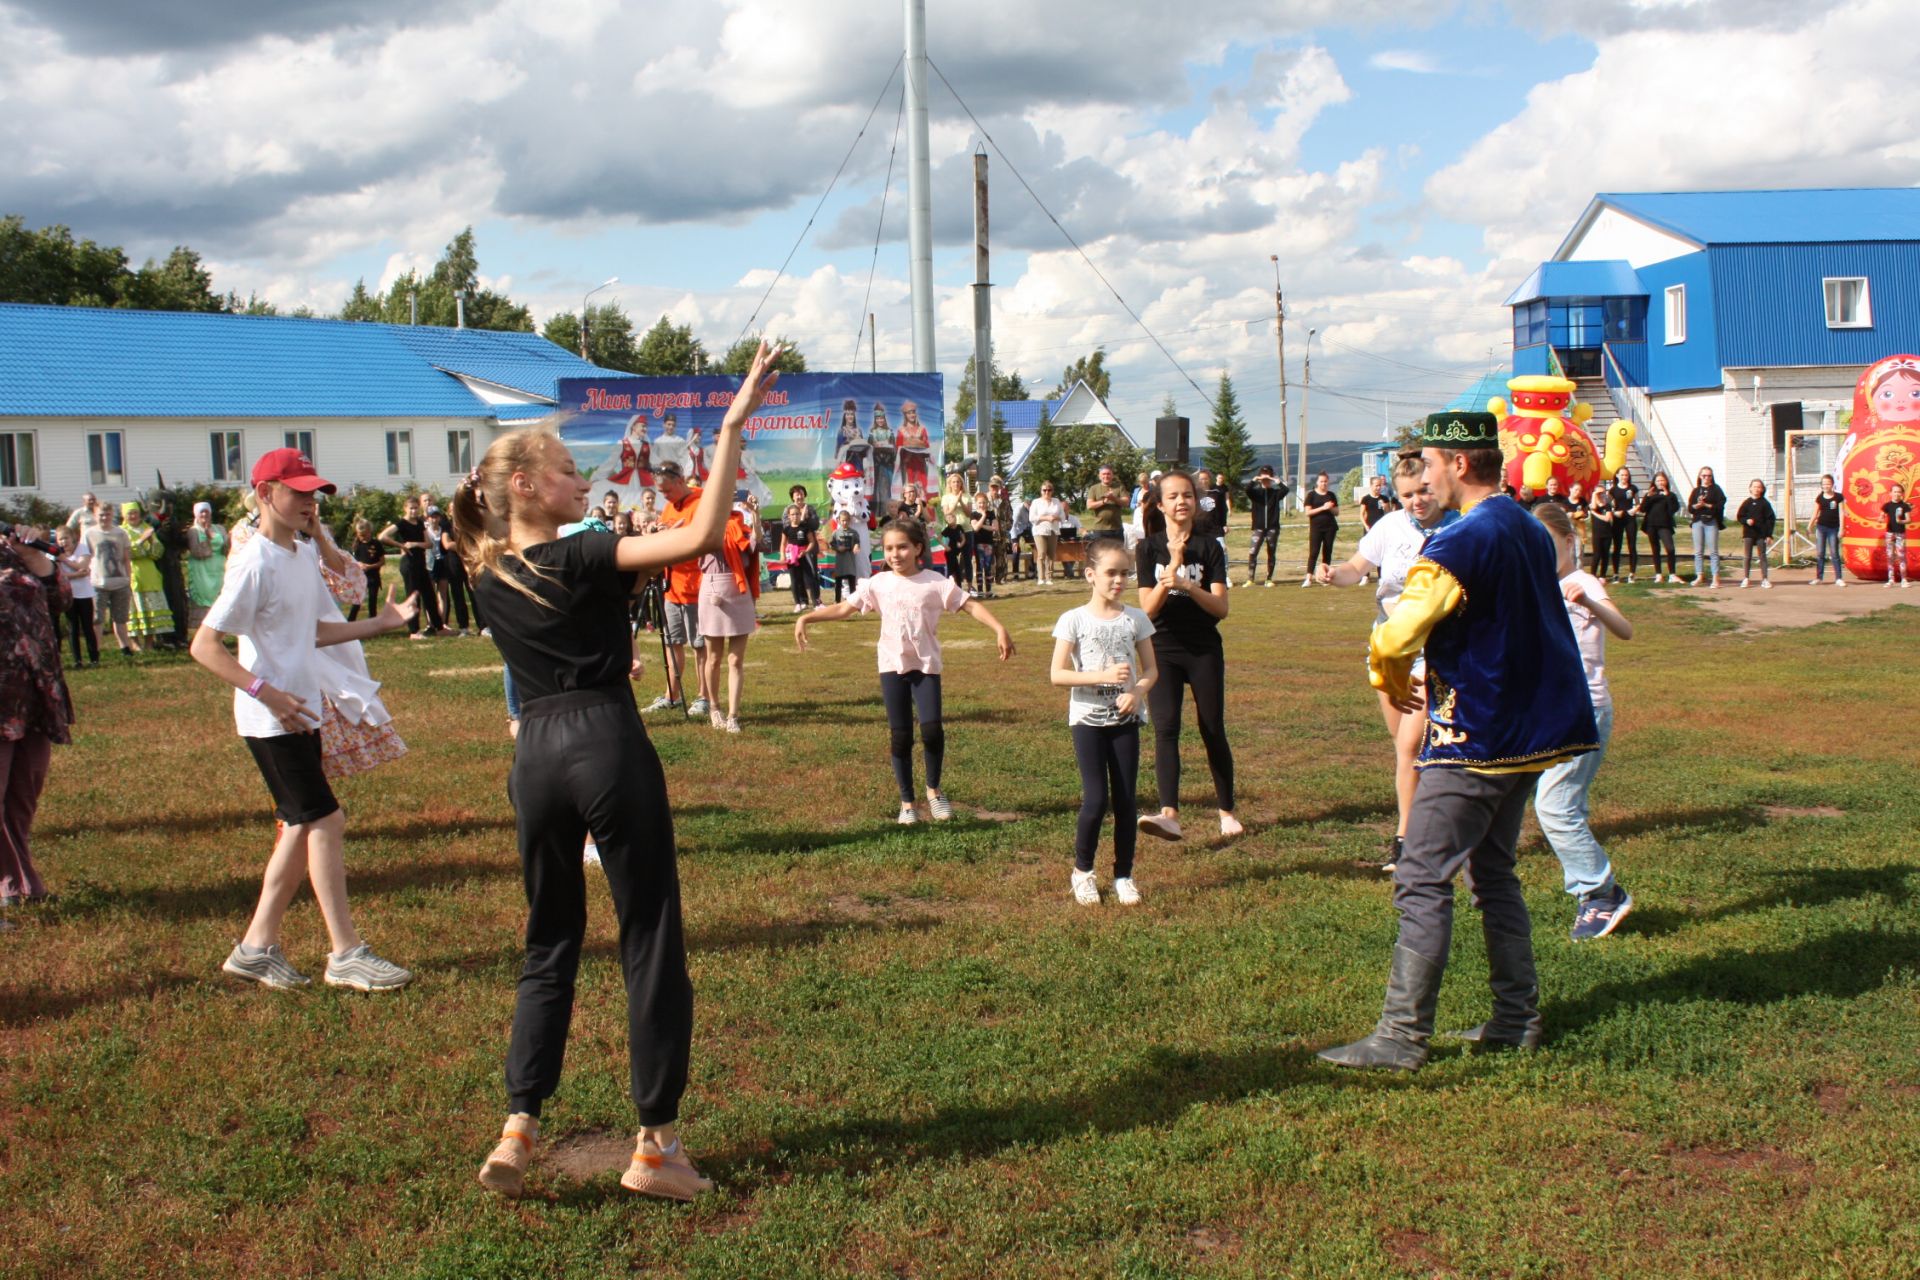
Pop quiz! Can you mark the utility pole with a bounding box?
[868,313,877,375]
[904,0,936,373]
[971,147,992,484]
[581,276,618,362]
[1270,255,1289,510]
[1297,328,1316,500]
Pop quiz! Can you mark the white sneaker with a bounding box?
[1137,812,1183,841]
[1112,876,1141,906]
[710,708,726,729]
[1710,578,1720,589]
[724,716,741,734]
[643,695,682,714]
[687,698,710,716]
[1886,580,1895,589]
[1835,578,1846,588]
[897,803,919,825]
[926,790,953,821]
[1762,579,1772,589]
[1300,576,1313,587]
[1263,580,1274,588]
[1690,576,1702,587]
[1071,869,1100,905]
[1738,578,1749,588]
[1625,575,1634,584]
[792,604,805,613]
[323,944,414,992]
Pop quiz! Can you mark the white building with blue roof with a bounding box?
[1507,188,1920,503]
[954,379,1134,483]
[0,302,599,504]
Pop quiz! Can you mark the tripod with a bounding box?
[636,577,690,720]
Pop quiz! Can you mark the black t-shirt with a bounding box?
[473,532,639,703]
[1639,489,1679,531]
[353,538,385,569]
[1136,531,1227,650]
[1196,486,1229,538]
[1883,501,1911,534]
[1244,479,1288,530]
[1610,482,1638,516]
[1689,484,1727,526]
[781,504,819,549]
[1814,491,1843,528]
[1303,489,1338,526]
[392,518,428,559]
[1736,497,1777,539]
[1360,494,1388,527]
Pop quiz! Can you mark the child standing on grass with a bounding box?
[1736,480,1777,589]
[189,449,419,993]
[466,343,783,1205]
[1530,502,1635,940]
[795,517,1013,825]
[1050,538,1158,905]
[1882,483,1910,588]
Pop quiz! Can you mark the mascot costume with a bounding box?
[826,460,875,582]
[1489,375,1638,495]
[1837,354,1920,582]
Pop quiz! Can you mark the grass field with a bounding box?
[5,525,1919,1278]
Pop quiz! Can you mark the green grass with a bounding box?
[5,524,1919,1278]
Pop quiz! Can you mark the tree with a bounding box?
[339,279,383,323]
[719,334,808,376]
[1161,392,1178,418]
[1053,347,1111,401]
[544,302,642,371]
[1055,424,1139,505]
[635,315,709,375]
[331,228,532,331]
[127,246,223,312]
[1022,406,1060,492]
[0,217,227,312]
[1202,371,1257,487]
[989,408,1013,483]
[951,349,1029,433]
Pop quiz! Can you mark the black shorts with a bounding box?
[244,731,340,825]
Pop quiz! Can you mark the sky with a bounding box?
[3,0,1916,443]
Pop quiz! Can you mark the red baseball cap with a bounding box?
[251,447,336,494]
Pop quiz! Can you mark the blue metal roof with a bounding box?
[1505,260,1646,305]
[1445,372,1513,413]
[0,303,606,419]
[1586,189,1920,250]
[958,397,1068,438]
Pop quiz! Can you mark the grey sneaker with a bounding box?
[222,942,311,990]
[324,944,414,992]
[926,790,953,821]
[642,695,682,714]
[687,698,710,717]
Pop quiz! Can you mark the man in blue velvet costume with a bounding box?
[1320,411,1597,1071]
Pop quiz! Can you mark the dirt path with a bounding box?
[1663,576,1919,631]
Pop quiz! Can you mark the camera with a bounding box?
[0,521,59,554]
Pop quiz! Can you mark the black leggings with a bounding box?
[1607,518,1638,575]
[1145,639,1234,813]
[443,563,483,631]
[1247,528,1279,580]
[1072,721,1140,876]
[879,670,945,802]
[402,554,445,633]
[347,567,382,621]
[788,551,820,606]
[1647,526,1677,575]
[67,597,98,664]
[504,689,691,1126]
[1307,520,1337,573]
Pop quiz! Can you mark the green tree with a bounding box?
[951,349,1029,433]
[544,302,642,371]
[1056,424,1138,505]
[1202,371,1257,487]
[635,315,709,375]
[0,217,231,312]
[1053,347,1111,400]
[127,246,224,312]
[1161,392,1178,418]
[331,229,531,331]
[989,408,1013,483]
[1021,406,1060,492]
[719,334,809,376]
[338,279,383,322]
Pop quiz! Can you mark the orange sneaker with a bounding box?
[619,1133,713,1201]
[476,1113,539,1198]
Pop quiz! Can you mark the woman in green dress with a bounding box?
[123,500,174,642]
[184,501,228,631]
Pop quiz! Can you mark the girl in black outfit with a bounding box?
[467,342,783,1205]
[1639,471,1681,582]
[1687,465,1728,588]
[1607,467,1639,580]
[781,484,821,611]
[1135,470,1240,841]
[379,497,446,637]
[1301,472,1338,585]
[1735,479,1777,588]
[348,517,385,622]
[439,516,483,635]
[1586,483,1613,577]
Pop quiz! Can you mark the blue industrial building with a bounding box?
[1506,189,1920,502]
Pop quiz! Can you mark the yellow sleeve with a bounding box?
[1368,559,1465,701]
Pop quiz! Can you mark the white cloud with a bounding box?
[1367,50,1441,73]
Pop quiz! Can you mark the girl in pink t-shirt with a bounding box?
[796,517,1013,824]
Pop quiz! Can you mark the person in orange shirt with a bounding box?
[641,463,715,716]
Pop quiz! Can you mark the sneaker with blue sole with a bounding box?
[1570,886,1633,941]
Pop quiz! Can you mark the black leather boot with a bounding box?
[1317,945,1445,1071]
[1448,925,1542,1050]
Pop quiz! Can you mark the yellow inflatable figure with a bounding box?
[1489,375,1637,493]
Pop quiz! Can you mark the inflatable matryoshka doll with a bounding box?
[1839,355,1920,581]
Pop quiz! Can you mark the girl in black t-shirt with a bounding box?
[1883,482,1911,587]
[1135,470,1239,841]
[1301,472,1339,584]
[348,517,385,622]
[1809,473,1847,585]
[1606,468,1640,580]
[463,343,783,1205]
[1686,466,1728,588]
[379,497,447,636]
[1639,472,1681,582]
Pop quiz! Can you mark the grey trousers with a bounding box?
[1391,767,1538,962]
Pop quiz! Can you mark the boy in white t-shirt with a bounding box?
[1529,502,1635,941]
[55,525,99,667]
[190,448,418,991]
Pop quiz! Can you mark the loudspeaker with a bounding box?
[1771,401,1802,452]
[1155,415,1189,466]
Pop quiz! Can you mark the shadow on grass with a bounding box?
[37,808,267,839]
[1606,865,1917,939]
[692,913,945,953]
[51,856,516,926]
[0,972,200,1029]
[1590,804,1768,843]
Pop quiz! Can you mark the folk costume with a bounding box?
[123,503,175,641]
[1321,411,1595,1072]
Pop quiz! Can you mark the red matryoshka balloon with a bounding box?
[1838,355,1920,581]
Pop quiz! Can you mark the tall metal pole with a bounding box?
[1297,328,1315,500]
[904,0,936,374]
[868,313,877,375]
[971,149,992,484]
[1270,256,1289,511]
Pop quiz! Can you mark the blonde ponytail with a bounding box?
[454,428,564,606]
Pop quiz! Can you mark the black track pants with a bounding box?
[879,670,944,801]
[1072,721,1140,876]
[1145,638,1234,813]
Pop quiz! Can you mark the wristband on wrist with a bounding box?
[245,677,266,699]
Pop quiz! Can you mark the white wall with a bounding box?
[0,415,507,508]
[1648,390,1725,481]
[1564,207,1697,268]
[1722,365,1861,516]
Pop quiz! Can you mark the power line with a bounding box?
[927,56,1217,415]
[851,82,907,367]
[735,53,905,346]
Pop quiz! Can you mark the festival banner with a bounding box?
[551,373,944,512]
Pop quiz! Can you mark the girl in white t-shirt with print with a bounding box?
[1531,501,1635,941]
[796,517,1013,824]
[1051,538,1159,905]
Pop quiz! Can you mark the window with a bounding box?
[0,431,37,488]
[1824,277,1871,328]
[1512,299,1548,348]
[1664,285,1687,345]
[283,429,316,460]
[87,430,126,486]
[447,429,474,476]
[210,431,244,482]
[1603,298,1645,343]
[385,430,413,477]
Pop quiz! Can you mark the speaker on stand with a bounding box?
[1155,416,1189,467]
